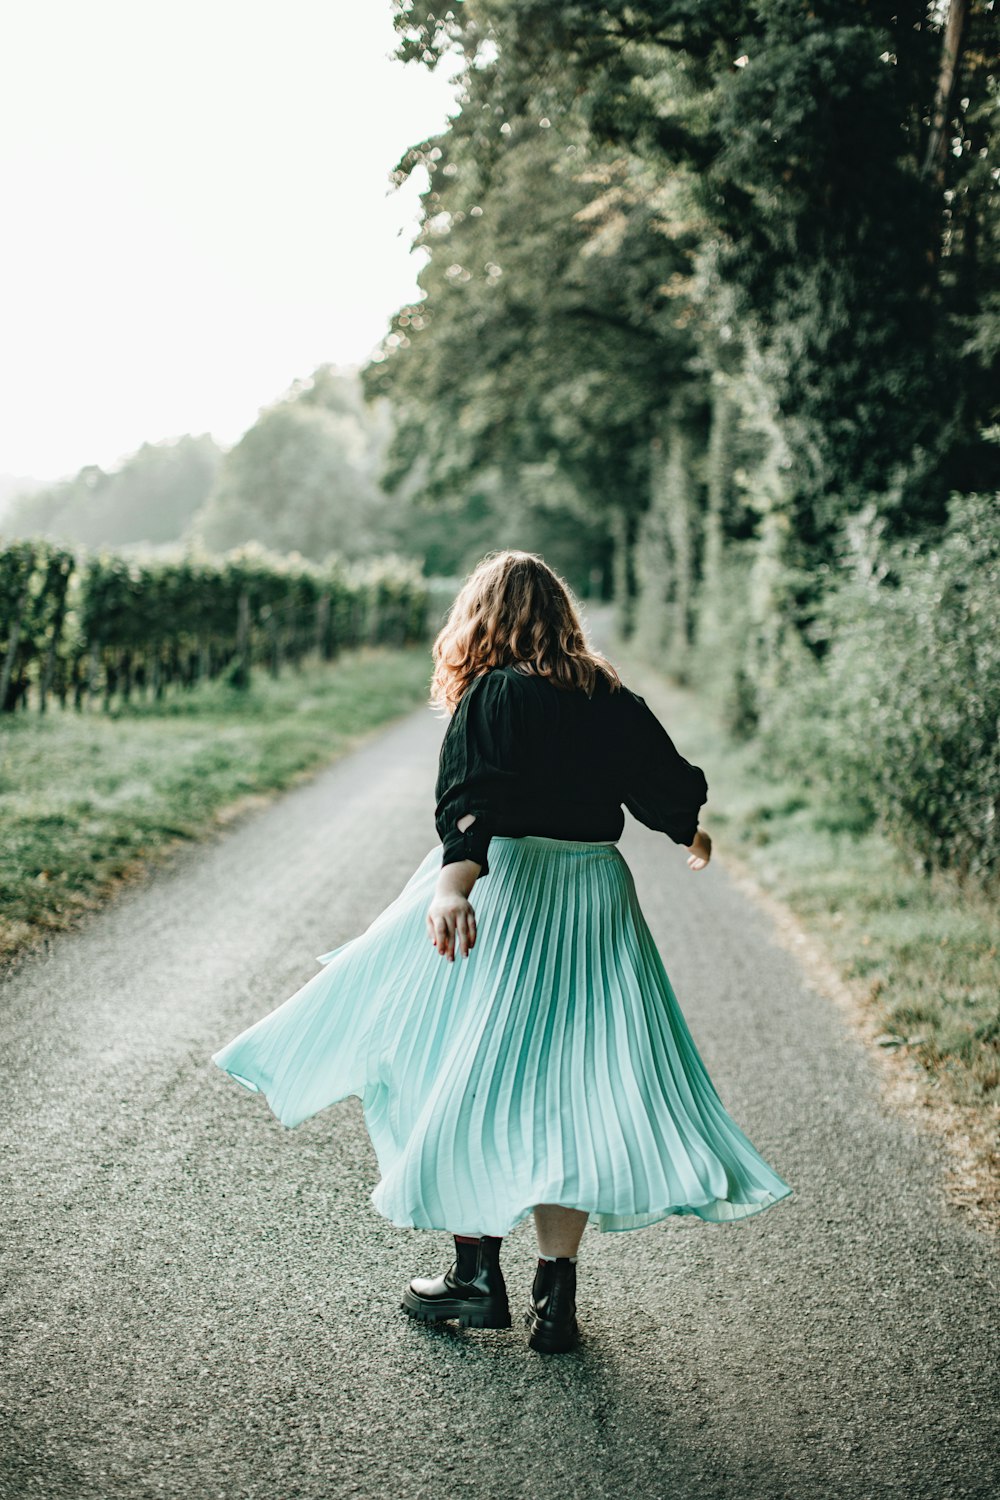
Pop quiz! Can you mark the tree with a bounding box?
[190,369,393,561]
[365,50,702,610]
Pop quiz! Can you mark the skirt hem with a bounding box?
[211,1060,794,1236]
[369,1184,794,1237]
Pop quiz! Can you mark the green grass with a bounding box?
[614,644,999,1126]
[0,644,434,962]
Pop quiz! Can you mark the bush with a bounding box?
[761,494,1000,886]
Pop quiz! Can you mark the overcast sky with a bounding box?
[0,2,461,481]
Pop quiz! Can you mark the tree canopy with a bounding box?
[370,0,997,579]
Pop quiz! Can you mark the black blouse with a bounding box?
[434,663,708,877]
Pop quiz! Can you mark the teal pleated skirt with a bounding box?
[212,836,793,1236]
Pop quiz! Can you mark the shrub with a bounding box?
[761,494,999,886]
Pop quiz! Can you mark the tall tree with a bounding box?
[365,40,702,610]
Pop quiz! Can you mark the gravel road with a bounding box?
[1,691,997,1500]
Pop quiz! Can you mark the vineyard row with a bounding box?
[0,540,430,713]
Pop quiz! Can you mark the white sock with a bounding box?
[538,1254,577,1263]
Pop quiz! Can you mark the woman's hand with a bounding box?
[427,890,478,961]
[428,815,481,961]
[685,829,712,871]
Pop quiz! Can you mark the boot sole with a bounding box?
[525,1310,579,1354]
[401,1289,512,1329]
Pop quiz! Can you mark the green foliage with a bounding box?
[707,9,947,533]
[757,493,1000,885]
[0,538,429,713]
[384,0,985,559]
[191,368,393,561]
[0,540,75,711]
[364,67,690,588]
[386,480,611,596]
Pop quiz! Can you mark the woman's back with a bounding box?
[434,662,708,875]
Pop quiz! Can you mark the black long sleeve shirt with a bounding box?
[434,663,708,877]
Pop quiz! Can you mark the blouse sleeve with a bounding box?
[434,671,524,878]
[620,690,708,846]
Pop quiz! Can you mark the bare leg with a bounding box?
[533,1203,589,1258]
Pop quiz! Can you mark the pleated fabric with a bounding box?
[212,836,793,1235]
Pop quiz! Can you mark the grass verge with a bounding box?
[0,644,433,965]
[614,640,999,1234]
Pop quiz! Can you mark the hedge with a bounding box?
[0,541,429,712]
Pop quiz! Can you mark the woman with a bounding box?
[212,550,792,1355]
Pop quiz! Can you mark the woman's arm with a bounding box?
[434,672,521,878]
[620,690,709,853]
[427,813,480,961]
[430,671,529,959]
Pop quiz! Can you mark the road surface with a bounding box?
[1,692,996,1499]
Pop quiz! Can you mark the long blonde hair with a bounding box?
[430,550,621,714]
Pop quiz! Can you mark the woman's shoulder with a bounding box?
[455,664,532,715]
[453,661,648,742]
[461,659,639,707]
[477,663,545,696]
[476,665,564,732]
[490,661,625,695]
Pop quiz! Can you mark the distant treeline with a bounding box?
[4,435,223,550]
[365,1,999,886]
[3,370,611,596]
[0,540,428,714]
[2,372,393,565]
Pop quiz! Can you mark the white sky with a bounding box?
[0,1,461,481]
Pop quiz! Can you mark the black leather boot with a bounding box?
[402,1236,511,1329]
[526,1256,579,1353]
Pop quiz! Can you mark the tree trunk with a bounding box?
[72,653,86,712]
[695,388,739,655]
[315,593,331,661]
[923,0,969,182]
[634,418,701,676]
[87,642,102,709]
[0,617,23,713]
[235,589,251,689]
[0,551,34,713]
[665,426,697,670]
[610,506,639,641]
[268,613,280,679]
[39,599,67,714]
